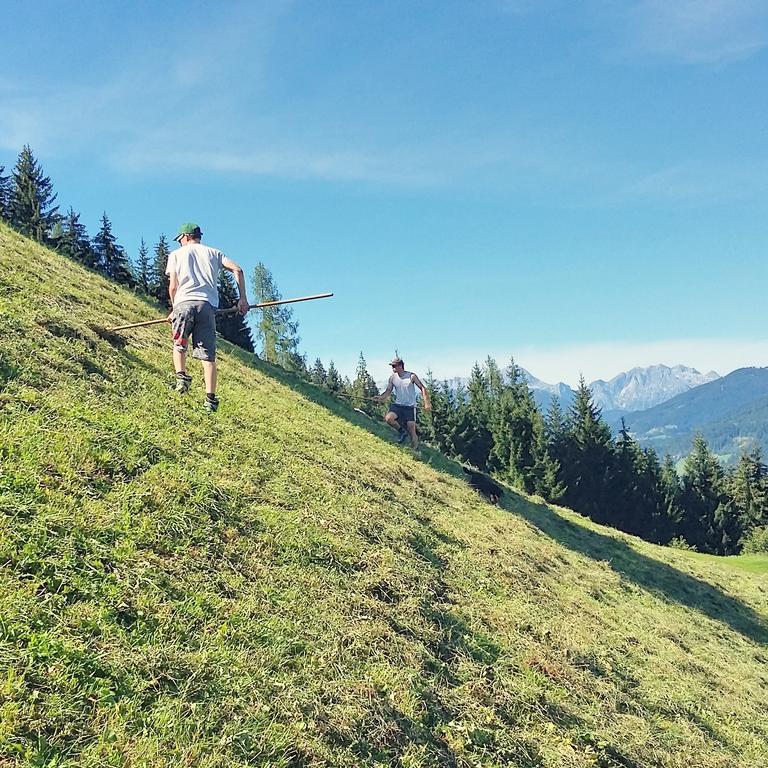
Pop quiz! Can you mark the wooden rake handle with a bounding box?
[106,292,334,332]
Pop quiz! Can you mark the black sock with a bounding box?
[206,392,217,401]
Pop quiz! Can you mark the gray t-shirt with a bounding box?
[165,243,224,308]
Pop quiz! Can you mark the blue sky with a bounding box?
[3,0,768,385]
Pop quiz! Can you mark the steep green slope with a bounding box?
[1,221,767,768]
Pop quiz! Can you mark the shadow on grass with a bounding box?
[502,493,768,645]
[228,346,768,646]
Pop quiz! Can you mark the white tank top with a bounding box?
[391,371,417,406]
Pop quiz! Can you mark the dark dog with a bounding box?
[462,466,504,504]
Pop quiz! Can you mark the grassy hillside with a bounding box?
[1,221,767,768]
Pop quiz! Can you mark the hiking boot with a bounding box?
[204,394,220,413]
[397,427,408,444]
[175,372,192,393]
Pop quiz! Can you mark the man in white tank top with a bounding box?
[374,356,431,448]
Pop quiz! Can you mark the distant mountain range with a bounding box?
[446,363,721,416]
[617,367,768,464]
[589,365,720,413]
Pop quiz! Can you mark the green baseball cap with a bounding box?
[174,222,202,242]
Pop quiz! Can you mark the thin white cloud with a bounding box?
[404,338,768,388]
[626,0,768,63]
[111,144,438,185]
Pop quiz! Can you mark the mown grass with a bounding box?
[1,221,767,767]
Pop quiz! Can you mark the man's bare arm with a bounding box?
[168,272,179,304]
[374,379,394,402]
[222,256,249,313]
[412,374,432,410]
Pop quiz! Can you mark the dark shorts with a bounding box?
[388,403,416,426]
[171,301,217,361]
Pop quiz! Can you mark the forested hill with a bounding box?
[621,367,768,463]
[1,220,768,768]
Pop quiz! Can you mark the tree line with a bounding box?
[419,358,768,556]
[273,350,768,556]
[0,145,254,352]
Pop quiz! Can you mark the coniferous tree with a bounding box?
[57,207,93,266]
[216,271,254,352]
[635,447,676,543]
[250,262,301,369]
[611,419,643,532]
[451,363,494,470]
[153,235,171,306]
[135,239,152,294]
[660,454,683,527]
[559,376,615,523]
[488,359,535,489]
[326,361,342,393]
[351,352,380,415]
[0,165,11,221]
[730,448,768,528]
[10,145,59,242]
[91,216,112,272]
[728,448,768,548]
[311,358,327,388]
[292,353,309,379]
[422,374,453,453]
[544,396,569,464]
[91,213,133,285]
[679,435,731,553]
[608,423,672,541]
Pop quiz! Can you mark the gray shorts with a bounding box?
[171,301,217,361]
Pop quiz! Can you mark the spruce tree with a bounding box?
[635,447,676,544]
[57,208,93,265]
[351,352,380,415]
[680,435,730,553]
[488,359,535,490]
[311,358,327,388]
[326,361,342,393]
[92,213,132,284]
[560,376,615,524]
[660,455,684,539]
[216,271,254,352]
[450,365,494,471]
[135,239,152,294]
[422,373,454,453]
[730,448,768,529]
[10,145,59,242]
[153,235,171,307]
[91,213,133,285]
[544,396,569,462]
[608,422,673,542]
[0,165,10,221]
[729,448,768,549]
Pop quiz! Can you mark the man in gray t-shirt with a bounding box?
[165,222,250,412]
